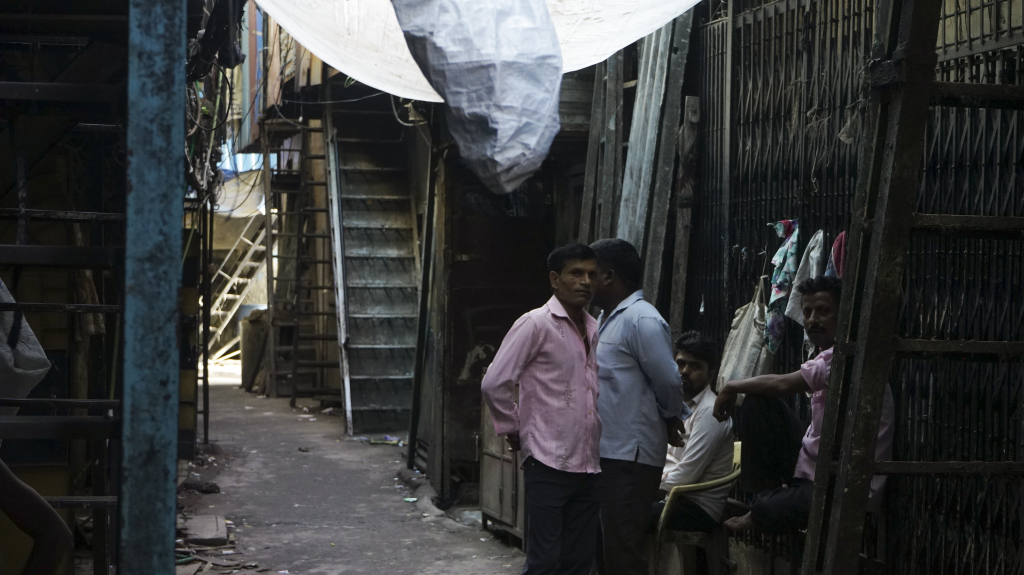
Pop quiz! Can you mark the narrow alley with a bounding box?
[180,378,525,575]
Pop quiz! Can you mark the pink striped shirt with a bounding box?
[481,296,601,474]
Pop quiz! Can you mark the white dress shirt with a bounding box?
[661,385,734,521]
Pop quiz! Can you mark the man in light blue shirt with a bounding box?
[589,238,689,575]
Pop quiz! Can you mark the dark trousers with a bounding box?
[595,458,663,575]
[735,394,811,532]
[522,457,601,575]
[650,496,719,533]
[734,394,806,493]
[750,479,814,533]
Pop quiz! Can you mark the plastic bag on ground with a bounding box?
[389,0,563,194]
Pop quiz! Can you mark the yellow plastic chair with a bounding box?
[650,441,742,575]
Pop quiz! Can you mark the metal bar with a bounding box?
[931,81,1024,110]
[0,208,125,221]
[0,303,121,313]
[0,82,122,102]
[407,137,437,468]
[0,416,119,439]
[324,91,353,434]
[209,335,242,362]
[202,199,212,444]
[120,0,184,572]
[0,399,119,409]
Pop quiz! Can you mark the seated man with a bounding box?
[712,276,894,532]
[654,331,734,532]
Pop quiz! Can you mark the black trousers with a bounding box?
[750,478,814,533]
[522,457,601,575]
[594,458,663,575]
[734,394,811,532]
[734,394,806,493]
[649,496,719,533]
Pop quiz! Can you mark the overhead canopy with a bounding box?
[254,0,701,103]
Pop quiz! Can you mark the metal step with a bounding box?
[298,334,340,341]
[272,232,332,238]
[340,195,411,202]
[347,344,416,350]
[297,360,342,368]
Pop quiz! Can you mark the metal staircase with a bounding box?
[329,107,420,433]
[263,119,341,406]
[207,216,269,359]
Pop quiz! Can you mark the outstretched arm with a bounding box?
[712,371,808,422]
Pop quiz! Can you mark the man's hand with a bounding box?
[667,417,687,447]
[713,384,737,422]
[657,489,669,501]
[505,433,521,452]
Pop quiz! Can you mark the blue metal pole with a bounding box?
[122,0,185,572]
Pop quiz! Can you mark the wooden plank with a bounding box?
[669,97,700,334]
[578,61,606,244]
[617,22,674,249]
[643,12,694,305]
[596,51,624,240]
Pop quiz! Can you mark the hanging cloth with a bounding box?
[765,219,798,354]
[0,279,52,418]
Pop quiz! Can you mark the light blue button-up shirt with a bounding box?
[596,290,689,467]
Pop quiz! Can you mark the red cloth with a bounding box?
[832,231,847,278]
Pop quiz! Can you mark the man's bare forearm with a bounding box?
[722,371,808,398]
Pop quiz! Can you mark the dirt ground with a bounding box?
[177,382,526,575]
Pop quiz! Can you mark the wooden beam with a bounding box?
[643,12,694,305]
[617,23,673,249]
[669,97,700,334]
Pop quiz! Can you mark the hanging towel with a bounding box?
[765,220,798,354]
[824,231,847,279]
[785,229,826,326]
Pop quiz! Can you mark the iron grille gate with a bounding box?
[687,0,1024,572]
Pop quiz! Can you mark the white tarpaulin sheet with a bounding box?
[254,0,702,103]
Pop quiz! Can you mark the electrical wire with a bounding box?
[281,91,386,105]
[186,64,234,133]
[390,94,416,127]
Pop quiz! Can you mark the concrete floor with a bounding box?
[184,383,525,574]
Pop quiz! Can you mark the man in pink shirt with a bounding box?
[712,276,894,532]
[482,243,602,575]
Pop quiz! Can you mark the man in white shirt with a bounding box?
[654,331,735,532]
